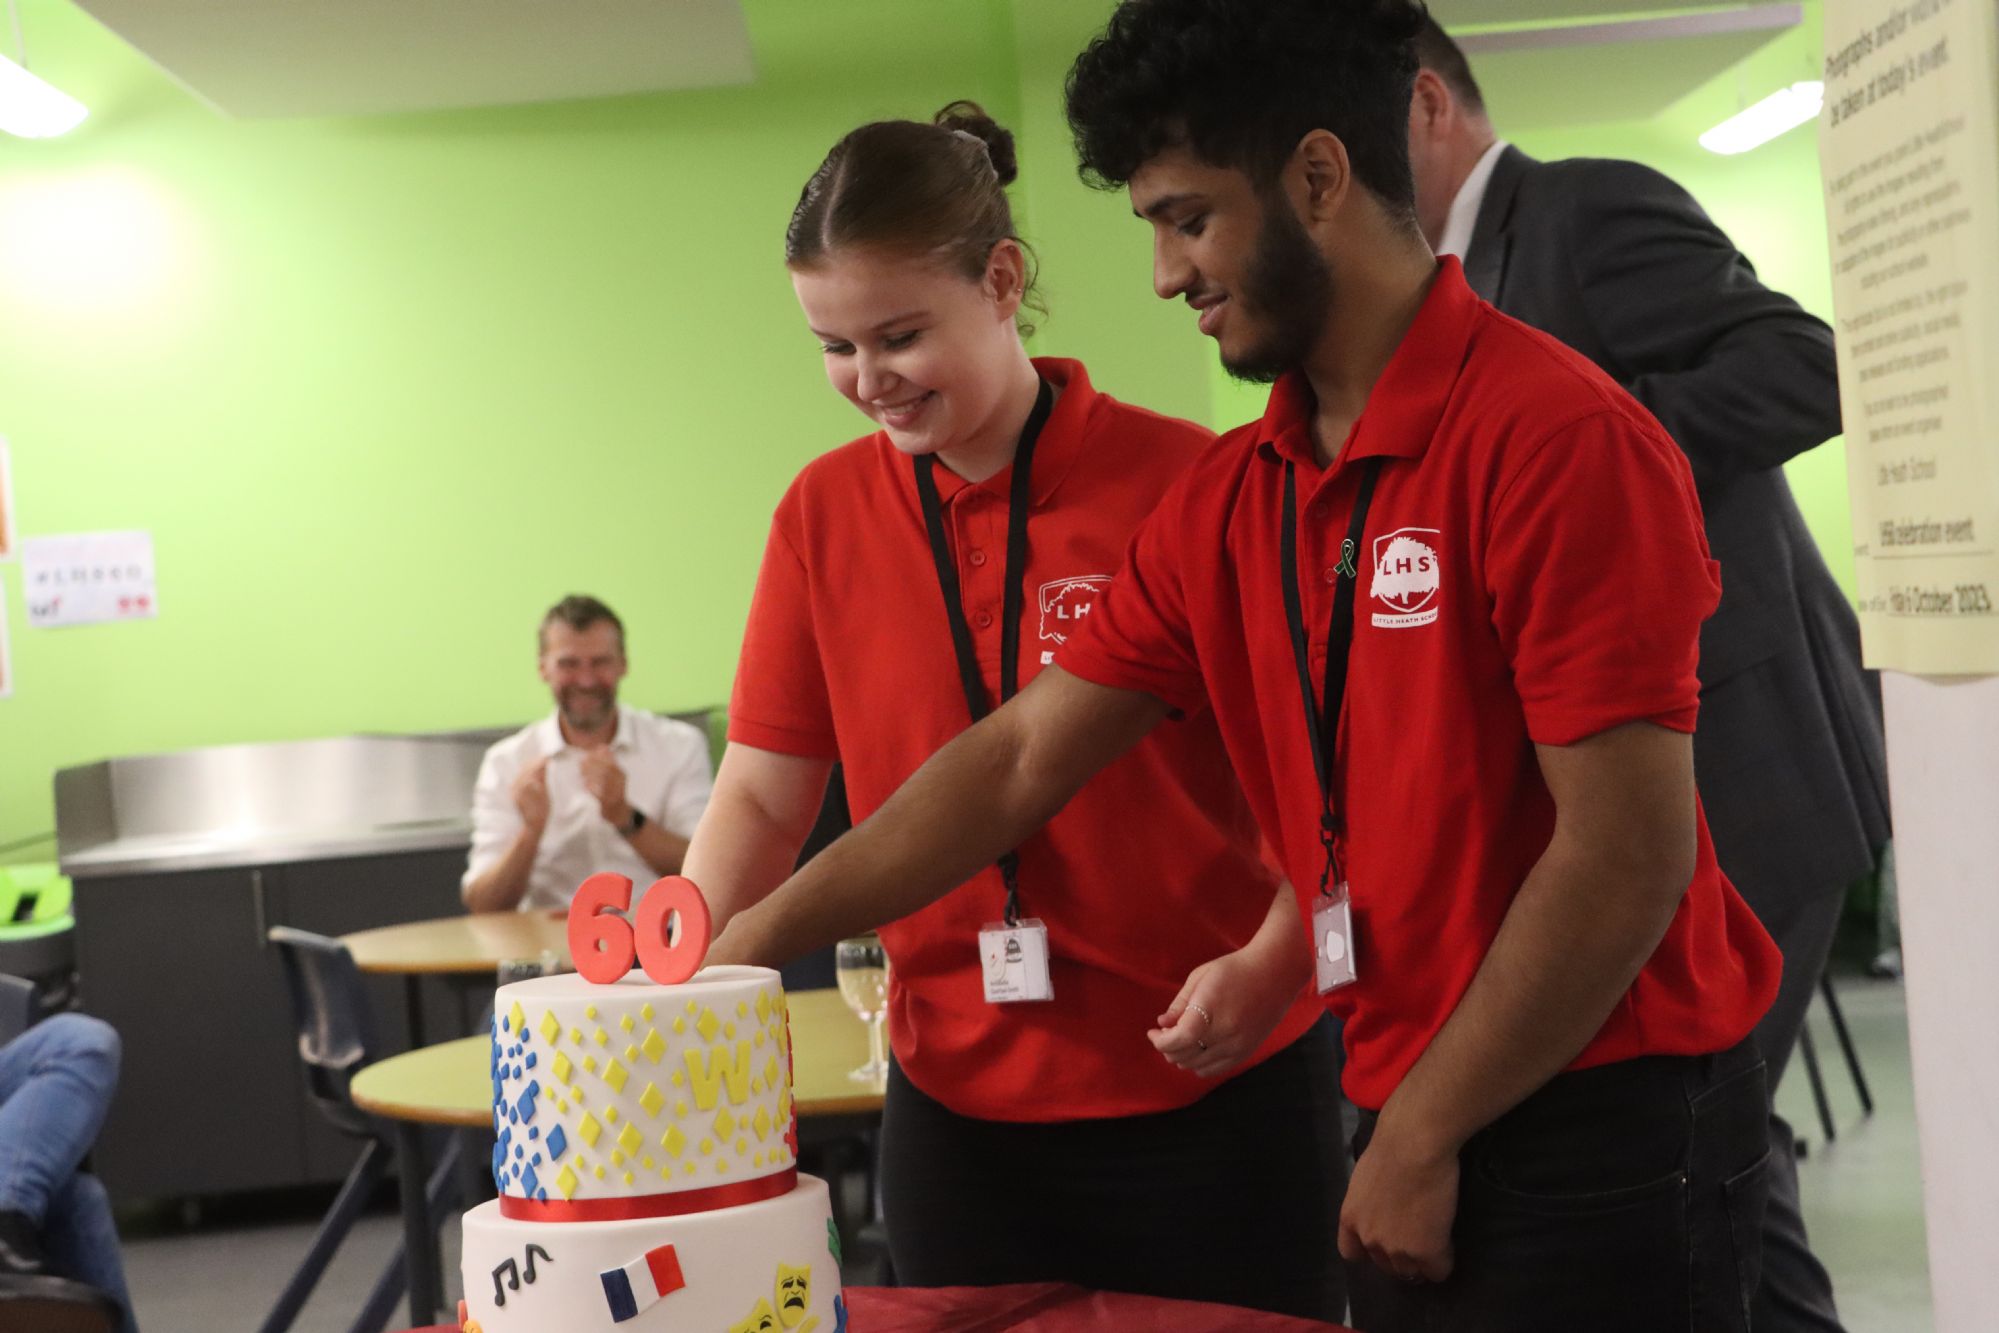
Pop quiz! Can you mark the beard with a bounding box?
[1220,193,1335,384]
[560,687,615,731]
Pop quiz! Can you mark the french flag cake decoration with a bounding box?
[599,1244,686,1323]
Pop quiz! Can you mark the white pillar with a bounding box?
[1880,672,1999,1331]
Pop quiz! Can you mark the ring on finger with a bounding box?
[1188,1003,1213,1028]
[1194,1037,1208,1052]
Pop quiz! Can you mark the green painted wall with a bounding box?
[0,0,1854,846]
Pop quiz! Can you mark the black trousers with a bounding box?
[878,1016,1347,1321]
[1345,1039,1769,1333]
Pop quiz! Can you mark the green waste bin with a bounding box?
[0,863,78,1017]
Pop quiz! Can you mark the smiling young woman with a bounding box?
[677,103,1347,1317]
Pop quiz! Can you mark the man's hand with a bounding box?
[1149,945,1302,1078]
[511,756,552,831]
[579,747,630,826]
[1337,1119,1460,1283]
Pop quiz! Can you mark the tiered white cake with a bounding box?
[459,965,845,1331]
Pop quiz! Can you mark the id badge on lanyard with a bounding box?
[980,918,1054,1003]
[1280,457,1384,996]
[915,378,1059,1006]
[1313,885,1358,995]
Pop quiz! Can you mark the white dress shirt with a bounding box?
[463,704,715,912]
[1437,138,1510,262]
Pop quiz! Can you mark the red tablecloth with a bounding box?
[405,1282,1350,1332]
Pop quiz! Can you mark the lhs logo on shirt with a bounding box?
[1371,528,1441,628]
[1037,576,1112,662]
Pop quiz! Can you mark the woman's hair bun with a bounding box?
[934,100,1019,187]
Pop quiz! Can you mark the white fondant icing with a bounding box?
[461,1175,841,1331]
[490,967,796,1209]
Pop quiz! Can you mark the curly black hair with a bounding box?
[1065,0,1427,216]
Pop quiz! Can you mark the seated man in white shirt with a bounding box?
[462,595,714,913]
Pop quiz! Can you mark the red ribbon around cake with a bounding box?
[501,1167,797,1222]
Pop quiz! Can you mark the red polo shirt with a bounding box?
[729,357,1322,1122]
[1059,262,1780,1110]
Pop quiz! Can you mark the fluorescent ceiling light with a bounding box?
[1700,81,1823,155]
[0,51,88,138]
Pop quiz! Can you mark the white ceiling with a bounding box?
[1434,2,1804,128]
[71,0,756,119]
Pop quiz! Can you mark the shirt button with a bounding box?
[1323,568,1339,584]
[1310,501,1331,519]
[975,611,994,629]
[968,549,988,567]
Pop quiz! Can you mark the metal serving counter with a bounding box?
[56,733,506,878]
[52,731,513,1204]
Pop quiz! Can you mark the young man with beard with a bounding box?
[706,2,1779,1326]
[1405,20,1884,1331]
[462,595,713,912]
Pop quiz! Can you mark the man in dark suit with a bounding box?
[1406,18,1891,1333]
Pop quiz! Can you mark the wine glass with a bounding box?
[835,934,889,1084]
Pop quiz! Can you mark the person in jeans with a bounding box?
[0,1012,135,1331]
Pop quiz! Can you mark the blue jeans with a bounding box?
[0,1014,135,1332]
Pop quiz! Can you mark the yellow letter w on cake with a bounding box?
[683,1041,755,1109]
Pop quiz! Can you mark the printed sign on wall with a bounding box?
[1822,0,1999,671]
[22,531,158,629]
[0,440,15,561]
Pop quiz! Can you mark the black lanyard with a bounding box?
[1279,455,1384,898]
[914,376,1055,926]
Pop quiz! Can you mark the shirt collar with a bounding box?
[1253,257,1479,471]
[536,703,637,755]
[1437,139,1509,261]
[894,356,1099,509]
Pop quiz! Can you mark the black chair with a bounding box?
[0,974,121,1333]
[262,930,457,1333]
[1796,970,1876,1146]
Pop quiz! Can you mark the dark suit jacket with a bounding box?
[1466,146,1889,915]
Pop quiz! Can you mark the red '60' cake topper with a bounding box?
[566,873,712,985]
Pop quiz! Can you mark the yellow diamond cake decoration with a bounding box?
[593,1028,610,1049]
[672,1017,687,1035]
[578,1112,603,1148]
[623,1171,635,1186]
[755,1031,766,1050]
[508,1001,527,1035]
[539,1010,561,1043]
[620,1013,635,1033]
[553,1052,574,1085]
[571,1028,584,1044]
[624,1044,640,1065]
[618,1123,643,1157]
[724,1022,737,1040]
[638,1081,664,1118]
[585,1005,598,1021]
[556,1165,579,1201]
[675,1099,689,1117]
[713,1106,735,1140]
[755,991,771,1023]
[736,1001,748,1019]
[764,1055,780,1088]
[640,1002,655,1021]
[753,1105,771,1142]
[685,1000,699,1015]
[661,1125,686,1158]
[604,1059,629,1093]
[642,1030,666,1064]
[696,1008,719,1043]
[778,1088,792,1123]
[584,1057,597,1075]
[605,1106,619,1124]
[593,1165,606,1180]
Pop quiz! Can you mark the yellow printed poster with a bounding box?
[1821,0,1999,672]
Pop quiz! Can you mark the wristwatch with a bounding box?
[622,807,648,836]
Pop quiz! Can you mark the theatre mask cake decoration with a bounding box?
[458,875,842,1330]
